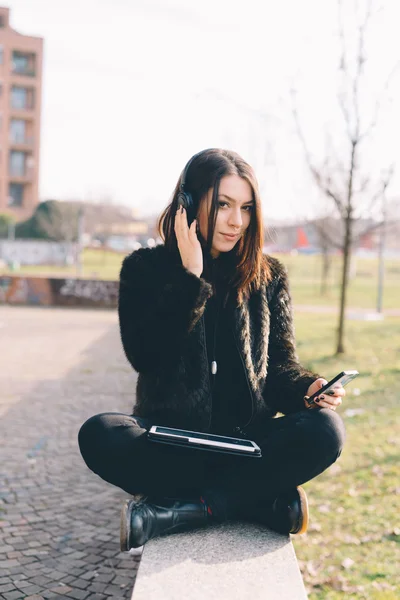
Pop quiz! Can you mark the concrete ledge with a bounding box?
[132,521,308,600]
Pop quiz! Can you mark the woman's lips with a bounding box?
[221,233,239,240]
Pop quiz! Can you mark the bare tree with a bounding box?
[310,212,342,296]
[310,211,395,296]
[292,0,397,354]
[35,200,81,243]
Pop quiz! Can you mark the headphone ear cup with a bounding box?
[177,191,189,209]
[177,192,195,224]
[184,192,193,212]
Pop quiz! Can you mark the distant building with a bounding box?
[0,6,43,220]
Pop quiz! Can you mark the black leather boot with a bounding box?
[120,497,211,550]
[264,486,309,535]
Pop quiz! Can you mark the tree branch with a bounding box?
[357,164,394,218]
[291,90,345,217]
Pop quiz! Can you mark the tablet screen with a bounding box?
[155,427,255,448]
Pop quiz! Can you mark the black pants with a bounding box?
[78,408,345,520]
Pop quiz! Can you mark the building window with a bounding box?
[12,51,36,77]
[9,150,27,176]
[8,183,24,207]
[10,119,26,143]
[11,86,35,110]
[0,45,3,64]
[0,16,4,28]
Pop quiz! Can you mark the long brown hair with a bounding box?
[158,148,271,303]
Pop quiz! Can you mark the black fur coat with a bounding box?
[118,244,319,436]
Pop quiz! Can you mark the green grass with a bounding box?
[282,254,400,310]
[2,250,399,311]
[0,248,125,281]
[293,313,400,599]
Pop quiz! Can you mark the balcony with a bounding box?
[13,66,36,77]
[8,166,34,183]
[9,133,34,149]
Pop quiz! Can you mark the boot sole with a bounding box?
[120,499,133,551]
[294,486,309,535]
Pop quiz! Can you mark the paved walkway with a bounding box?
[0,306,140,600]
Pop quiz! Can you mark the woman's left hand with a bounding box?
[305,378,345,410]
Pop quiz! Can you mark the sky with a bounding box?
[7,0,400,221]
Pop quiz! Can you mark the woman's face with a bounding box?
[197,175,254,258]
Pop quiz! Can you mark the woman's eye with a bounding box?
[218,202,253,210]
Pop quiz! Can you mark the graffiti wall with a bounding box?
[0,276,118,308]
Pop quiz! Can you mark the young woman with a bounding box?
[78,148,346,551]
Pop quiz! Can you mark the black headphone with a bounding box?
[176,148,216,224]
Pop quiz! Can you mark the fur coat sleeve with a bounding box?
[263,257,320,414]
[118,246,213,373]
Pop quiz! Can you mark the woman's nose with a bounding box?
[229,209,242,228]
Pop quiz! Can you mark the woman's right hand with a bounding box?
[174,206,203,278]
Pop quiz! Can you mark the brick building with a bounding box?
[0,6,43,220]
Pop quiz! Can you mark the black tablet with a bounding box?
[147,426,262,458]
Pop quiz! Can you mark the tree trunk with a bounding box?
[336,214,352,354]
[320,248,331,296]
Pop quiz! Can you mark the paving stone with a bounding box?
[68,551,88,560]
[86,582,108,593]
[83,555,103,565]
[0,308,139,600]
[12,543,29,551]
[68,560,89,569]
[94,573,114,583]
[80,571,99,582]
[0,583,15,593]
[69,578,90,590]
[17,556,37,565]
[14,580,32,589]
[44,570,68,581]
[4,591,26,600]
[7,551,23,559]
[58,575,75,584]
[103,584,126,596]
[18,585,44,595]
[5,537,25,544]
[20,563,43,574]
[100,550,116,558]
[0,560,20,568]
[108,569,133,578]
[28,576,54,587]
[50,585,73,594]
[69,567,87,577]
[0,571,10,581]
[66,589,91,599]
[112,576,131,586]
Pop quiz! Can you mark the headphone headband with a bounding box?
[179,148,217,193]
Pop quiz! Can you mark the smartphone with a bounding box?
[306,370,359,406]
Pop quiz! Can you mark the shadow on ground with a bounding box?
[0,306,140,600]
